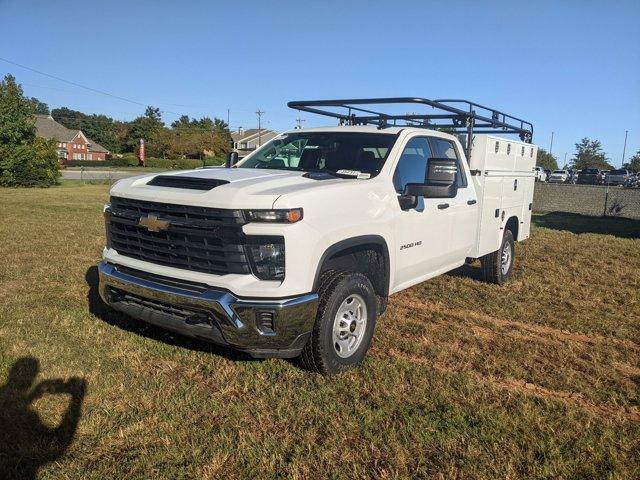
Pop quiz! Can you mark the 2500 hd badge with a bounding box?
[400,241,422,250]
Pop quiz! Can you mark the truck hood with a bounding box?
[109,167,351,209]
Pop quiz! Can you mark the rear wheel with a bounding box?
[299,271,377,374]
[481,230,515,285]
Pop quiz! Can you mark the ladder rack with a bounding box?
[287,97,534,158]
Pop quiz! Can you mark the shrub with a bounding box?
[146,157,224,170]
[0,137,60,187]
[65,157,138,168]
[64,155,225,170]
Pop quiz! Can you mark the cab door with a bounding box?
[428,137,478,260]
[391,136,454,290]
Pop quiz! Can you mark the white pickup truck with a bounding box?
[99,98,537,374]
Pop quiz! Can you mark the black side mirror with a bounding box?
[226,151,239,168]
[398,159,459,211]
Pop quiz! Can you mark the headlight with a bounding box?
[246,237,285,280]
[103,203,112,248]
[244,208,303,223]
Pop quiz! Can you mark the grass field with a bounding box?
[0,184,638,479]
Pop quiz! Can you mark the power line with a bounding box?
[0,56,181,116]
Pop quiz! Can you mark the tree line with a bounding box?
[536,138,640,172]
[25,84,233,160]
[49,106,233,160]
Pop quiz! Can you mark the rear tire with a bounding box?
[299,271,377,374]
[481,230,515,285]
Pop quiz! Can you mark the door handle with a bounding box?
[467,199,477,205]
[437,203,450,210]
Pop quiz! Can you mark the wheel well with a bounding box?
[315,242,389,300]
[505,216,519,240]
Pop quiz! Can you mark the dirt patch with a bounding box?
[392,297,640,352]
[384,349,640,422]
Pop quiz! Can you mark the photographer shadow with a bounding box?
[0,357,86,480]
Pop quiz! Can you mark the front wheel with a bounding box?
[299,271,377,374]
[481,230,515,285]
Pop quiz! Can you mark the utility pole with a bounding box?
[295,117,306,129]
[256,109,265,146]
[564,152,567,168]
[622,130,628,165]
[227,108,230,126]
[549,131,554,155]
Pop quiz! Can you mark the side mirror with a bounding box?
[398,159,459,211]
[226,151,239,168]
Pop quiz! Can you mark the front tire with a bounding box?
[299,271,377,374]
[481,230,515,285]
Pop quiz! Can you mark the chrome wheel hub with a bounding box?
[501,242,512,276]
[332,294,367,358]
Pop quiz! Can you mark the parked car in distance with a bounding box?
[548,169,571,183]
[625,173,638,187]
[606,169,631,186]
[568,169,578,183]
[576,168,601,185]
[534,166,547,182]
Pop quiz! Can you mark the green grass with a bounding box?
[0,185,638,479]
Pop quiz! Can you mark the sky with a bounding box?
[1,0,638,166]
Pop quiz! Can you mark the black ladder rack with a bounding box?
[287,97,534,158]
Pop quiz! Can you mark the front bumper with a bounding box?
[98,261,318,358]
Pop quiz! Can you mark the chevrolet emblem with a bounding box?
[138,214,171,232]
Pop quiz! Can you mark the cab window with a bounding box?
[392,137,432,193]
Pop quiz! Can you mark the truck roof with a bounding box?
[278,126,535,148]
[281,125,408,135]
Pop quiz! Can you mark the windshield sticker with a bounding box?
[336,170,371,179]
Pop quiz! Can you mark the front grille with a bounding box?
[107,196,250,275]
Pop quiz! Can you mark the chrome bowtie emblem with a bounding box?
[138,214,170,232]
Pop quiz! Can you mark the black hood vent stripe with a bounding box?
[147,175,229,190]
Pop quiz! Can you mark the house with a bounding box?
[34,114,110,162]
[231,127,278,156]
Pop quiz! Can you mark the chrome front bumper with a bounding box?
[98,261,318,358]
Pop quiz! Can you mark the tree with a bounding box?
[26,97,49,114]
[165,115,232,159]
[0,74,36,145]
[535,148,558,170]
[571,138,612,170]
[623,150,640,172]
[0,74,59,187]
[125,106,165,155]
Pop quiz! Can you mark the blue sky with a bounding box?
[1,0,638,166]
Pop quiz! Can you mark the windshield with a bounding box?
[236,132,398,177]
[580,169,599,174]
[553,170,565,174]
[610,169,627,175]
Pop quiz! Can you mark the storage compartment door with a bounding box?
[473,176,504,258]
[519,176,535,240]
